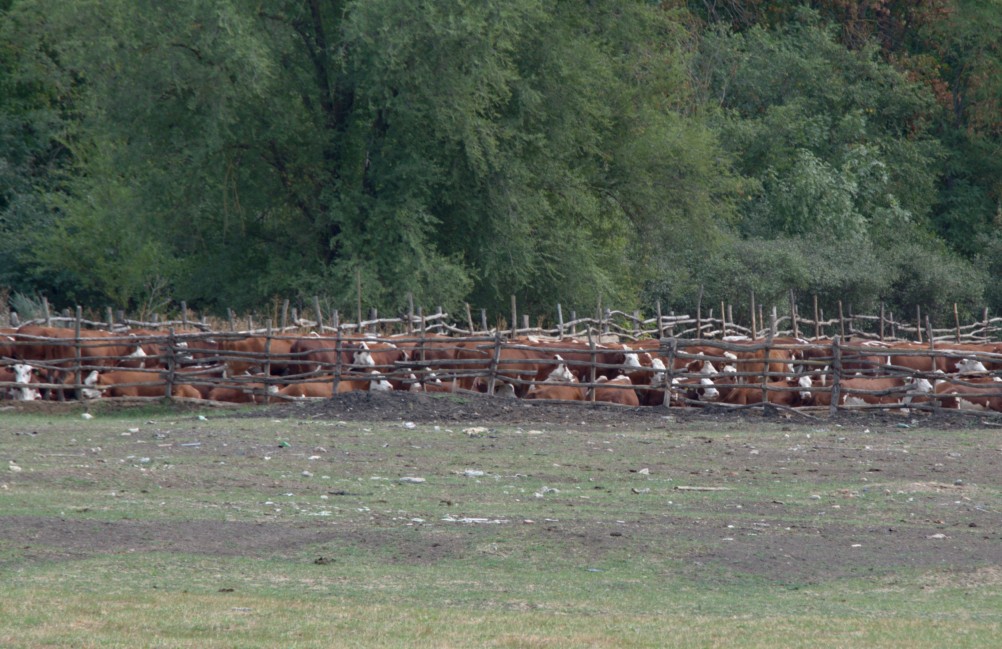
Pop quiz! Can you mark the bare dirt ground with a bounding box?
[4,392,1002,587]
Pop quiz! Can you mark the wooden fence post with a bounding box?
[588,329,597,403]
[465,303,475,334]
[280,300,289,331]
[762,310,776,408]
[720,301,727,337]
[313,296,323,332]
[954,303,961,343]
[655,300,663,339]
[356,268,363,327]
[916,305,922,344]
[407,293,415,335]
[829,336,842,417]
[696,285,703,340]
[481,309,488,333]
[487,331,503,396]
[166,327,177,400]
[838,301,846,339]
[813,294,820,340]
[750,291,757,340]
[511,295,518,339]
[663,337,677,407]
[71,306,82,403]
[262,321,273,405]
[558,303,565,338]
[789,289,799,338]
[879,303,886,341]
[332,326,343,396]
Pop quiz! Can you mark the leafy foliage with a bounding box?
[0,1,1000,325]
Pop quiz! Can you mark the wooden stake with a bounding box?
[813,294,820,340]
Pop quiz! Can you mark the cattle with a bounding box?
[408,372,456,393]
[1,363,42,400]
[933,382,1002,411]
[590,375,641,407]
[813,376,933,407]
[0,328,17,359]
[525,355,585,401]
[525,384,586,401]
[218,335,296,376]
[668,376,721,406]
[721,375,813,407]
[454,343,552,396]
[206,378,276,404]
[525,339,633,381]
[82,370,198,399]
[630,358,671,406]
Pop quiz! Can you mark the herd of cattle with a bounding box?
[4,323,1002,412]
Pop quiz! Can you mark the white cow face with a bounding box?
[650,358,667,387]
[956,358,988,374]
[797,374,813,403]
[368,370,393,392]
[546,355,575,383]
[353,341,375,367]
[622,345,642,369]
[698,377,719,401]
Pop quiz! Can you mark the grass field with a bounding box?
[1,403,1001,648]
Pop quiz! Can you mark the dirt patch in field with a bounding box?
[3,391,1002,587]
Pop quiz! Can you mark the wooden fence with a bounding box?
[4,324,1002,416]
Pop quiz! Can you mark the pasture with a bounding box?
[2,393,1001,648]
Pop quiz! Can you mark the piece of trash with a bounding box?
[8,462,22,473]
[81,413,94,420]
[179,442,201,447]
[441,516,509,524]
[277,441,290,448]
[403,422,416,429]
[302,471,313,477]
[927,533,948,539]
[463,427,488,436]
[128,428,140,433]
[463,469,485,477]
[399,477,426,484]
[897,423,911,429]
[197,415,208,421]
[631,488,650,494]
[637,468,650,475]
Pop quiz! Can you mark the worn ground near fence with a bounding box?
[3,390,1001,592]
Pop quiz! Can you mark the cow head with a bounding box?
[956,358,988,374]
[353,341,375,367]
[368,370,393,392]
[545,355,576,383]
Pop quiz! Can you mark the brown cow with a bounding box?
[590,375,641,407]
[812,376,933,407]
[219,335,295,376]
[933,381,1002,411]
[722,376,813,407]
[82,369,196,399]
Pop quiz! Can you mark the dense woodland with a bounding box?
[1,1,1000,326]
